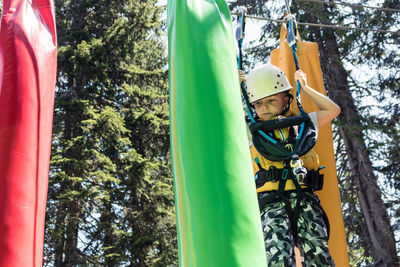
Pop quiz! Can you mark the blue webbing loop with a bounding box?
[236,7,246,70]
[285,0,292,13]
[282,169,289,180]
[287,18,306,140]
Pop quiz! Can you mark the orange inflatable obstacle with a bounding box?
[0,1,57,266]
[270,23,349,267]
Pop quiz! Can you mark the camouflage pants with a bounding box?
[260,191,335,267]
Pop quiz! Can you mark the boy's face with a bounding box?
[253,93,289,121]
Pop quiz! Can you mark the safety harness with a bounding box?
[236,9,330,243]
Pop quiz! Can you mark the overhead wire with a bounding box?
[232,0,400,35]
[298,0,400,13]
[231,13,400,35]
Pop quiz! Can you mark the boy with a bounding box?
[240,64,340,266]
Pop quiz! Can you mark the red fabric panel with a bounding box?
[0,0,57,266]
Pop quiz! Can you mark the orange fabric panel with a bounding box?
[270,24,349,267]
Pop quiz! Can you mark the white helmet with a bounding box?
[246,64,292,103]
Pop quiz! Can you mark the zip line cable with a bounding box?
[298,0,400,13]
[231,13,400,35]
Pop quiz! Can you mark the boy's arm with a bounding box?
[295,70,341,128]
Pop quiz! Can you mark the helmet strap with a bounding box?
[280,93,294,116]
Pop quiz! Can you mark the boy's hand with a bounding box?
[295,70,308,88]
[238,69,246,87]
[294,69,341,128]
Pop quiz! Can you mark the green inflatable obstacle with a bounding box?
[168,0,267,266]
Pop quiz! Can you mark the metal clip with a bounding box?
[290,158,307,183]
[235,7,247,41]
[283,14,298,47]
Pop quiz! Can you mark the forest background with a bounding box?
[0,0,399,266]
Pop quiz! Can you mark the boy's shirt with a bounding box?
[250,112,320,192]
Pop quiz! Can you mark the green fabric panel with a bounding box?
[168,0,267,266]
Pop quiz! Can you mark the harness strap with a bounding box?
[255,167,324,190]
[257,158,325,245]
[291,174,304,244]
[275,165,299,243]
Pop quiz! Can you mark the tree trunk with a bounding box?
[101,184,117,267]
[311,17,398,266]
[63,196,81,266]
[54,202,66,266]
[56,1,87,264]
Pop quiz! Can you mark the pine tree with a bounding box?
[45,0,177,265]
[293,1,399,264]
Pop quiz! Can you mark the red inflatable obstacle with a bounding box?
[0,0,57,266]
